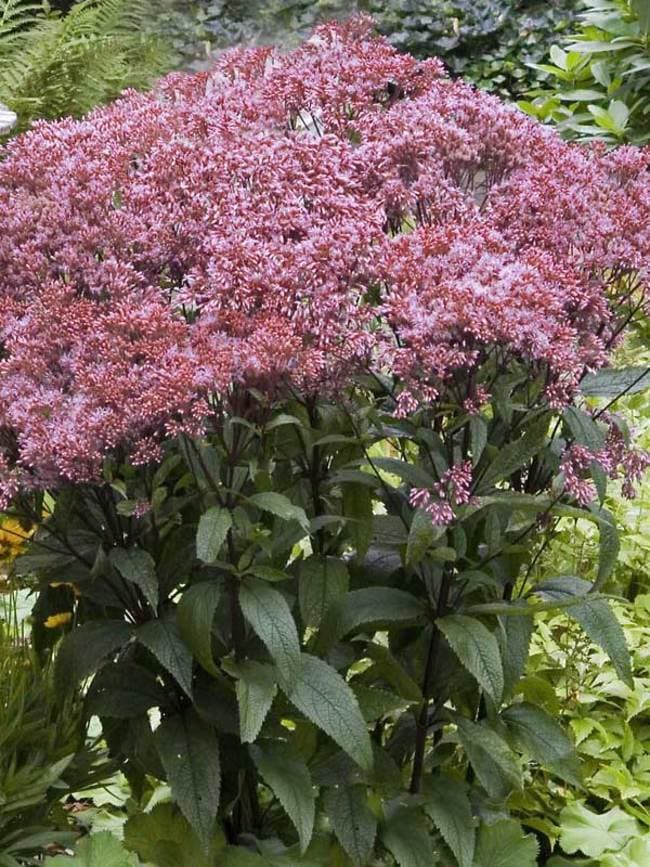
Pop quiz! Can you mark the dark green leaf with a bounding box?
[110,547,158,610]
[196,507,232,564]
[324,784,377,866]
[500,616,533,700]
[248,492,309,530]
[457,718,521,799]
[225,659,277,743]
[177,581,222,676]
[580,366,650,397]
[594,508,619,588]
[380,809,433,867]
[299,556,349,629]
[502,702,581,785]
[470,416,488,467]
[250,744,315,852]
[423,775,475,867]
[406,509,444,567]
[86,661,167,718]
[479,417,549,490]
[473,819,538,867]
[155,710,220,850]
[137,619,194,698]
[282,654,373,771]
[533,577,632,685]
[438,615,503,704]
[563,407,605,451]
[239,578,301,681]
[55,620,131,692]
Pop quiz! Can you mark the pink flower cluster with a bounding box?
[0,15,648,501]
[410,461,475,526]
[561,420,650,505]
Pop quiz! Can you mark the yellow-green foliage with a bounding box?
[0,0,172,132]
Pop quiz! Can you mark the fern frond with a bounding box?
[0,0,172,133]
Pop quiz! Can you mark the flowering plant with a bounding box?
[2,16,649,864]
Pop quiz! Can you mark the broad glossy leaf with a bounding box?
[196,507,232,564]
[137,618,194,698]
[239,578,301,681]
[282,654,373,771]
[324,784,377,866]
[423,776,475,867]
[155,710,220,849]
[109,547,158,610]
[250,744,315,852]
[178,581,222,676]
[438,614,504,703]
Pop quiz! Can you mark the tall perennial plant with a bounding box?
[0,16,649,864]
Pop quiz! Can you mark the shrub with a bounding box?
[522,0,650,144]
[1,16,649,863]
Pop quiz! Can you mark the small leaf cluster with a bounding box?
[522,0,650,144]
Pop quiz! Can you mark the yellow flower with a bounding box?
[44,612,72,629]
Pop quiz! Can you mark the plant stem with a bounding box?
[410,567,452,794]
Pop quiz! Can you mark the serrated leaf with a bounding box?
[380,809,433,867]
[352,684,412,722]
[330,587,425,645]
[370,457,436,489]
[502,702,581,785]
[226,659,277,743]
[533,577,632,685]
[45,832,137,867]
[478,417,548,490]
[137,618,194,698]
[438,615,503,703]
[299,556,349,629]
[85,661,167,718]
[595,509,619,588]
[239,578,301,681]
[196,507,232,564]
[470,416,488,467]
[55,620,132,692]
[282,654,373,771]
[248,492,309,530]
[110,547,158,610]
[363,642,423,702]
[500,615,533,700]
[423,776,475,867]
[178,581,222,676]
[325,784,377,866]
[457,718,521,799]
[124,802,222,867]
[406,508,444,567]
[563,407,605,451]
[474,819,538,867]
[580,366,650,397]
[155,710,220,850]
[250,744,315,853]
[343,482,373,561]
